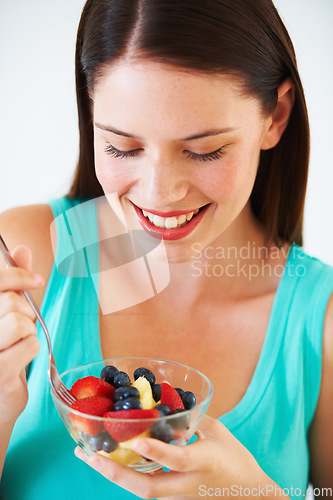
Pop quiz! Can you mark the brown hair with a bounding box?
[68,0,309,246]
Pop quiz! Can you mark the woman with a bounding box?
[0,0,332,498]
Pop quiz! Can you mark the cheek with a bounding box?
[196,151,259,203]
[94,149,131,194]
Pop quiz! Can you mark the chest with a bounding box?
[99,293,275,418]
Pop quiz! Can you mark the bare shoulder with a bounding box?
[308,292,333,488]
[0,204,55,307]
[0,203,54,253]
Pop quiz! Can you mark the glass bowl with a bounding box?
[51,357,213,473]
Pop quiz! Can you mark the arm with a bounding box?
[308,293,333,493]
[0,205,55,307]
[0,421,15,478]
[0,205,54,478]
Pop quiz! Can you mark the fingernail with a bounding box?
[74,447,86,460]
[132,439,149,454]
[33,273,44,285]
[88,457,103,472]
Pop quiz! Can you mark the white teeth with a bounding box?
[165,217,178,229]
[153,215,165,228]
[141,208,201,229]
[177,214,187,225]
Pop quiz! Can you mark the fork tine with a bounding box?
[58,386,76,406]
[49,364,76,405]
[60,385,76,402]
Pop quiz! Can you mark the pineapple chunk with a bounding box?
[98,447,141,466]
[119,430,150,450]
[132,376,155,409]
[97,430,151,465]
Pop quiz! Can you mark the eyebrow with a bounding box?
[94,122,237,141]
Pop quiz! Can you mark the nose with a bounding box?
[140,155,190,209]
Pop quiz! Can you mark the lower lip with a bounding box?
[133,204,210,240]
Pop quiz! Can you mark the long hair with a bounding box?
[68,0,309,246]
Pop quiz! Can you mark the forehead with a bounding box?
[94,60,246,103]
[92,60,263,134]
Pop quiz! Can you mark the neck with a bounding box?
[158,205,286,305]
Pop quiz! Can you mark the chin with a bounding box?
[161,241,199,264]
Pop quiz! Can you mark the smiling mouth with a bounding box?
[131,202,210,240]
[140,208,201,229]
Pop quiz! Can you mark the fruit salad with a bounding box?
[67,366,197,466]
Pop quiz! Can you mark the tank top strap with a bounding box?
[283,245,333,428]
[47,196,81,217]
[38,197,102,372]
[47,196,100,278]
[303,252,333,426]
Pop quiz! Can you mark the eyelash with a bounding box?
[104,143,225,162]
[184,147,225,162]
[104,143,142,158]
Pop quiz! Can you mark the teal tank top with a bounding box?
[1,197,333,499]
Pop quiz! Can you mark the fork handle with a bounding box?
[0,234,54,360]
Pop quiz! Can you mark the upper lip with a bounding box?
[133,203,204,218]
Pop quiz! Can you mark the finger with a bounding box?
[0,313,37,351]
[74,447,197,499]
[196,414,227,440]
[0,335,40,380]
[11,245,32,271]
[0,291,37,321]
[0,268,44,292]
[131,437,216,473]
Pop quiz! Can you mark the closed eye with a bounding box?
[104,142,226,161]
[184,146,225,162]
[104,143,142,158]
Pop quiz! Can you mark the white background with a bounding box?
[0,0,332,265]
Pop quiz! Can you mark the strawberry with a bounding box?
[70,376,115,400]
[160,382,184,412]
[68,396,114,435]
[103,409,160,442]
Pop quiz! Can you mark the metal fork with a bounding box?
[0,234,76,407]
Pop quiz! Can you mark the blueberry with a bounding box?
[113,371,131,388]
[152,383,161,402]
[113,387,127,402]
[121,397,142,410]
[173,408,187,415]
[102,433,118,453]
[154,403,171,416]
[175,387,184,397]
[122,386,140,400]
[82,430,113,452]
[133,367,156,386]
[150,420,174,443]
[114,400,126,411]
[181,391,196,409]
[114,397,142,411]
[170,408,191,430]
[100,365,119,385]
[113,386,140,402]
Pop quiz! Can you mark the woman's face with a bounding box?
[92,60,272,262]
